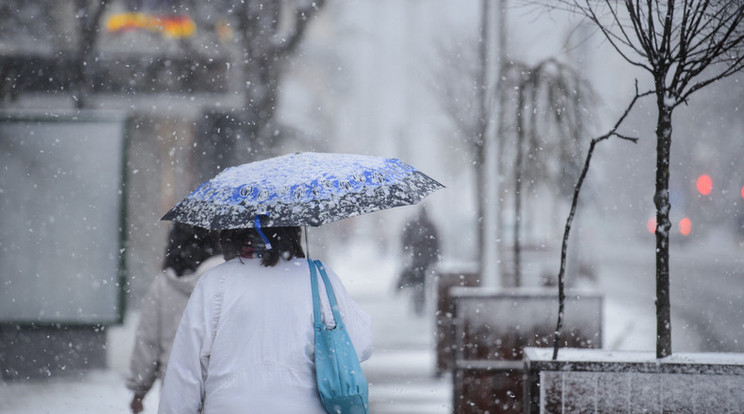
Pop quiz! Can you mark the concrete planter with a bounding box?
[523,347,744,413]
[450,288,602,413]
[434,270,481,377]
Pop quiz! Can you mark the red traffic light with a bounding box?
[696,175,712,195]
[647,217,656,233]
[679,217,691,236]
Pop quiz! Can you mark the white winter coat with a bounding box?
[158,257,373,414]
[126,256,224,396]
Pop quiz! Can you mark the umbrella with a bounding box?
[161,152,444,230]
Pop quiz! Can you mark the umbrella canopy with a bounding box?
[162,152,444,230]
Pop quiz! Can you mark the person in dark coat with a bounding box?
[399,207,440,316]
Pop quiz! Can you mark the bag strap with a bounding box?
[308,259,344,330]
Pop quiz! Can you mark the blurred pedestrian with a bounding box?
[126,223,223,414]
[398,207,440,316]
[158,226,372,413]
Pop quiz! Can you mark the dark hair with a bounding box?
[163,223,221,276]
[219,227,305,267]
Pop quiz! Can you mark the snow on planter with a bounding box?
[523,347,744,413]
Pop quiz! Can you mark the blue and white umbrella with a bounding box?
[162,152,444,230]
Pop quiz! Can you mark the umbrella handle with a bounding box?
[254,214,273,250]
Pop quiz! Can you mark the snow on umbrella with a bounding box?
[161,152,445,230]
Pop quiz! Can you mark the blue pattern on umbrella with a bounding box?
[162,152,444,230]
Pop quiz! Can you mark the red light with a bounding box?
[679,217,691,236]
[647,217,656,233]
[741,185,744,199]
[696,175,712,195]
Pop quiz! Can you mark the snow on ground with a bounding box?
[0,238,452,414]
[0,309,161,414]
[0,229,719,413]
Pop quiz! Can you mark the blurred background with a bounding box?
[1,0,744,409]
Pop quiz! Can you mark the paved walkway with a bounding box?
[0,282,451,414]
[358,290,452,414]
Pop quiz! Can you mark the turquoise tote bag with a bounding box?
[308,259,369,414]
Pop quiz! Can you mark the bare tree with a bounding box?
[0,2,82,106]
[1,0,325,145]
[504,58,593,285]
[429,3,493,277]
[72,0,110,109]
[537,0,744,358]
[431,38,482,149]
[433,40,594,287]
[230,0,327,155]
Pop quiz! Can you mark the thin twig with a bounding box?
[551,83,652,360]
[274,0,327,56]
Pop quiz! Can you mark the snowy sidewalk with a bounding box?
[334,243,452,413]
[0,256,451,414]
[1,236,697,413]
[357,290,452,414]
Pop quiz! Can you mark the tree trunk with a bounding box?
[513,156,522,287]
[654,90,674,358]
[242,63,280,155]
[513,89,525,287]
[476,146,486,279]
[476,0,489,280]
[72,0,108,110]
[236,1,283,155]
[72,50,89,110]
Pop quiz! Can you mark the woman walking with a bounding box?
[158,226,372,413]
[127,223,222,413]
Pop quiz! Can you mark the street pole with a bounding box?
[482,0,504,288]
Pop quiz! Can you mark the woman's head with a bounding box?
[163,223,221,276]
[219,226,305,267]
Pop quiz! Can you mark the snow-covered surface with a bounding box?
[0,239,452,414]
[539,370,744,413]
[449,286,599,298]
[532,347,744,412]
[0,226,741,413]
[526,347,744,366]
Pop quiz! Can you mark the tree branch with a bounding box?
[583,1,655,71]
[551,83,652,360]
[274,0,327,56]
[676,52,744,104]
